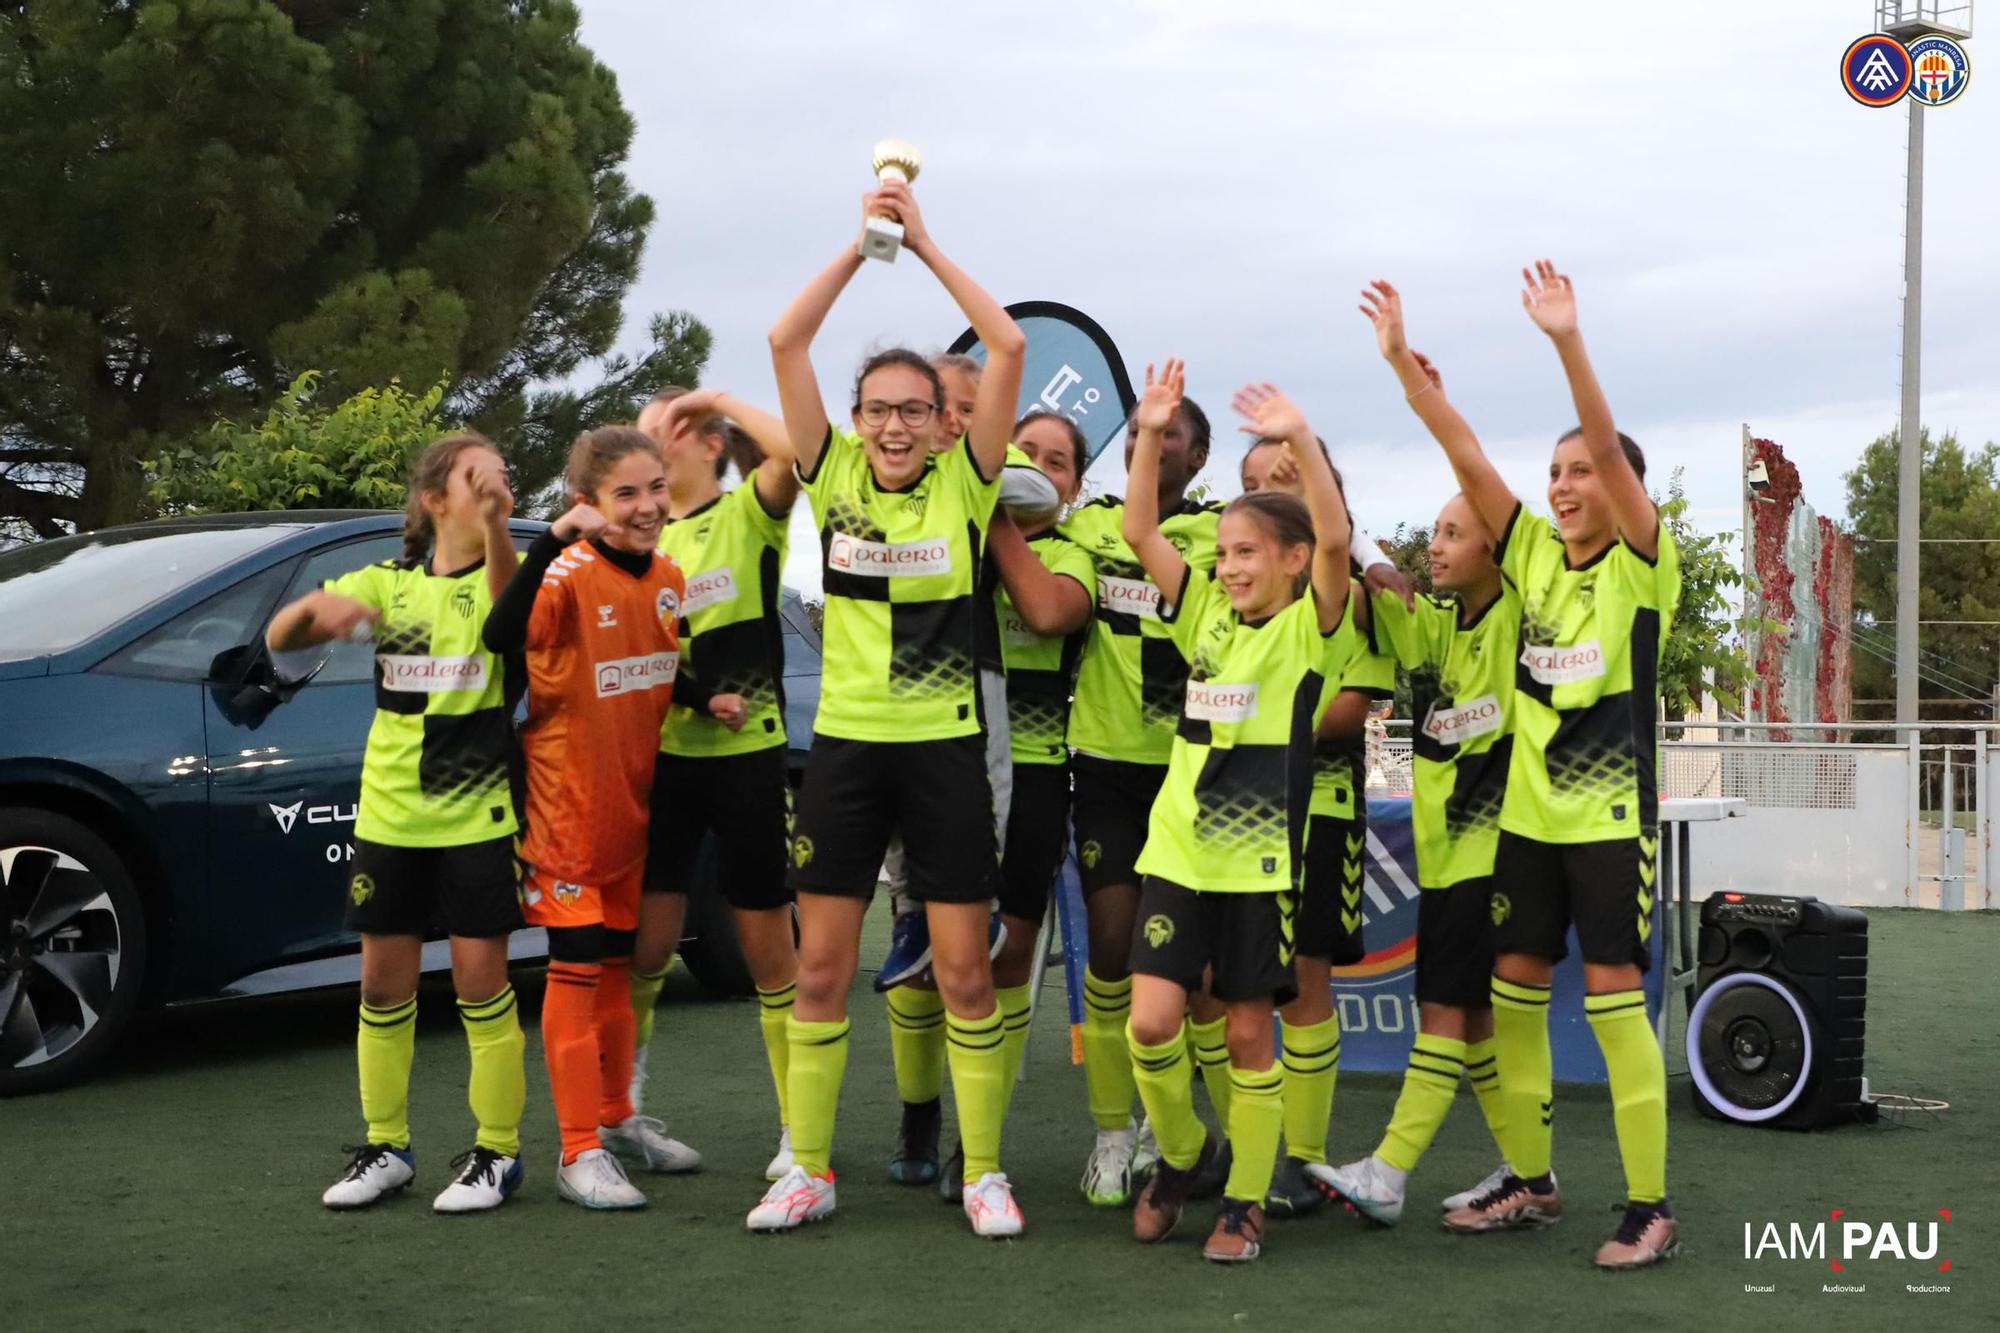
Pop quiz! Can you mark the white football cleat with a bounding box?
[746,1164,837,1231]
[1130,1116,1161,1183]
[1080,1121,1137,1206]
[1307,1154,1407,1226]
[1442,1162,1557,1212]
[765,1127,795,1182]
[432,1146,523,1214]
[322,1143,415,1210]
[600,1114,703,1174]
[556,1147,648,1210]
[963,1171,1025,1239]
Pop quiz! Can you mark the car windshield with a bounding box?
[0,525,294,659]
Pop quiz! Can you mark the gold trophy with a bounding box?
[860,139,923,264]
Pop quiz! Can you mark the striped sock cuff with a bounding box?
[945,1008,1006,1052]
[546,961,599,991]
[787,1015,850,1046]
[456,986,517,1024]
[1406,1032,1467,1087]
[1125,1023,1190,1073]
[1082,969,1132,1015]
[887,988,947,1033]
[1584,989,1647,1020]
[997,984,1033,1034]
[756,982,797,1011]
[1228,1063,1283,1097]
[1279,1018,1342,1076]
[1189,1018,1229,1068]
[633,965,671,984]
[1465,1040,1499,1088]
[1491,977,1552,1011]
[360,997,417,1029]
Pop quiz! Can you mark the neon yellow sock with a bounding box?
[1189,1015,1232,1127]
[1465,1037,1508,1155]
[1491,978,1554,1179]
[457,986,525,1157]
[757,982,796,1128]
[357,997,416,1150]
[1127,1021,1206,1171]
[947,1007,1007,1182]
[1081,969,1136,1130]
[1375,1032,1465,1173]
[784,1016,850,1177]
[995,984,1033,1121]
[1586,991,1667,1204]
[1223,1063,1284,1204]
[885,985,946,1106]
[630,964,670,1050]
[1279,1016,1341,1165]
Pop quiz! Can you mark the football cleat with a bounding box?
[1442,1173,1562,1233]
[600,1114,703,1174]
[1080,1121,1138,1207]
[432,1146,523,1214]
[963,1171,1025,1238]
[1306,1154,1406,1227]
[322,1142,415,1210]
[746,1165,837,1231]
[1595,1200,1680,1270]
[556,1147,647,1210]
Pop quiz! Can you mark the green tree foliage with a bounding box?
[147,371,448,516]
[1844,428,2000,711]
[1657,471,1759,718]
[0,0,707,536]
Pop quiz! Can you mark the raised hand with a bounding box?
[1411,351,1443,394]
[467,454,514,523]
[1133,358,1186,434]
[1232,382,1312,447]
[1520,259,1577,338]
[1364,561,1417,610]
[313,593,380,641]
[707,693,748,732]
[552,502,616,544]
[660,388,724,439]
[872,179,930,251]
[1358,280,1410,361]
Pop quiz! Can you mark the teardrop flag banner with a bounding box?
[948,300,1136,470]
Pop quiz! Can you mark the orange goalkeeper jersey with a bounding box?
[518,540,685,885]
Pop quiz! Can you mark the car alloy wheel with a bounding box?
[0,845,124,1071]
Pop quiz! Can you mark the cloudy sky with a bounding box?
[575,1,1998,591]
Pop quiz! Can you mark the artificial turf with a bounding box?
[3,908,1991,1331]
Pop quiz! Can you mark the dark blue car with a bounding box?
[0,511,821,1095]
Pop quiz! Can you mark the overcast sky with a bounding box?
[576,1,1998,592]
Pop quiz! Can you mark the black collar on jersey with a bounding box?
[1453,587,1504,631]
[668,492,725,524]
[424,554,486,580]
[590,538,655,579]
[1563,536,1615,573]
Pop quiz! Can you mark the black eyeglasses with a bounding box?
[857,399,939,428]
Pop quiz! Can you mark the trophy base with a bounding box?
[860,216,904,263]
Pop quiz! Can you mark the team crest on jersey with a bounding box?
[552,880,583,905]
[791,836,814,869]
[1080,840,1102,869]
[1096,533,1119,551]
[902,489,930,518]
[1490,892,1511,926]
[450,585,476,619]
[657,587,680,619]
[348,873,375,906]
[1143,914,1175,948]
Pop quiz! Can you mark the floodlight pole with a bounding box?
[1895,99,1923,736]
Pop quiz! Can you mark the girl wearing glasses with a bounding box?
[744,179,1029,1240]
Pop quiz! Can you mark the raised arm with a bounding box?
[660,388,802,516]
[1120,360,1191,597]
[266,590,377,653]
[769,236,865,479]
[989,513,1091,636]
[1521,259,1656,557]
[1360,281,1517,540]
[466,451,519,603]
[875,180,1024,480]
[1232,382,1350,632]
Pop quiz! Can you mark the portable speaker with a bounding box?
[1687,892,1875,1130]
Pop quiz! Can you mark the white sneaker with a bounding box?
[963,1171,1025,1239]
[1442,1162,1557,1213]
[746,1164,836,1231]
[1131,1116,1161,1182]
[432,1146,523,1214]
[322,1142,415,1209]
[1080,1121,1137,1206]
[1307,1154,1407,1226]
[629,1044,651,1115]
[600,1114,703,1174]
[765,1127,795,1182]
[557,1147,647,1210]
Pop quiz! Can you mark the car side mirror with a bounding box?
[209,643,324,724]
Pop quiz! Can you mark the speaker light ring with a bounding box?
[1685,970,1814,1123]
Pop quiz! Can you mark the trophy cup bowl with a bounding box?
[861,138,922,263]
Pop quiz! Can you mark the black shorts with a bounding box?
[644,747,793,912]
[998,762,1071,924]
[346,836,522,938]
[1129,877,1298,1006]
[1490,830,1655,969]
[1297,813,1366,965]
[1071,754,1167,894]
[788,734,999,905]
[1414,878,1496,1008]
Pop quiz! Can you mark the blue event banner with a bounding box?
[949,301,1136,469]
